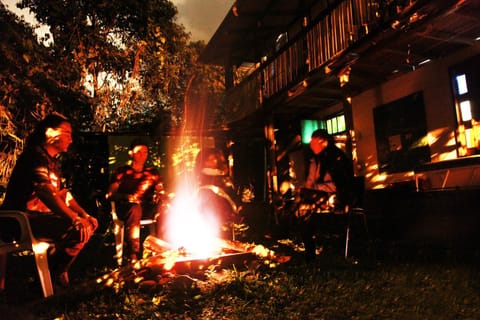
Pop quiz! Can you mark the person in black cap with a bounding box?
[304,129,353,199]
[106,138,165,263]
[300,129,354,261]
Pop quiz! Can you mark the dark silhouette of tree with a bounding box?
[0,1,226,192]
[0,2,89,188]
[17,0,198,133]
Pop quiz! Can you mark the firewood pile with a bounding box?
[96,235,290,291]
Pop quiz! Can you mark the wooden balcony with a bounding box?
[217,0,478,125]
[222,0,401,123]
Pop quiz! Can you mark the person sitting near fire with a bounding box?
[1,113,98,287]
[299,129,354,262]
[194,148,242,239]
[106,138,166,263]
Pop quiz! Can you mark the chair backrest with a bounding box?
[349,176,365,208]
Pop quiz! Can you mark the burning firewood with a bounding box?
[142,235,290,270]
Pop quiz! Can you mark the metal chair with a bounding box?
[0,210,54,298]
[344,206,369,258]
[296,176,369,259]
[110,201,156,266]
[344,176,369,258]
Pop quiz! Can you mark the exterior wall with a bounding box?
[351,47,480,190]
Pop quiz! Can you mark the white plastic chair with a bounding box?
[110,201,156,266]
[0,210,54,298]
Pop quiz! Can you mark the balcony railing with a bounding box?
[225,0,404,123]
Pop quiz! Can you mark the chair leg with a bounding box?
[113,222,124,266]
[33,250,54,297]
[345,225,350,259]
[0,253,7,291]
[345,210,369,259]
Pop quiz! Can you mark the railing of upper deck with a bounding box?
[225,0,398,123]
[262,0,380,99]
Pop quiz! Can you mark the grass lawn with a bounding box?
[1,221,479,319]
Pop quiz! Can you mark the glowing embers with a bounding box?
[142,235,254,273]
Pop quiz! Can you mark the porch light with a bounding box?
[339,67,351,87]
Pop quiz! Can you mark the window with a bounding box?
[456,74,468,95]
[455,74,476,151]
[459,100,472,122]
[450,55,480,156]
[373,92,430,173]
[300,114,346,144]
[324,114,346,135]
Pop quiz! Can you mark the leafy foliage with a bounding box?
[0,2,88,188]
[0,0,226,190]
[18,0,186,132]
[1,0,225,135]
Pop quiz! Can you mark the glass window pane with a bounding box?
[460,100,472,121]
[332,117,338,133]
[456,74,468,95]
[465,128,474,148]
[301,120,319,143]
[326,119,332,134]
[319,121,327,130]
[337,115,346,132]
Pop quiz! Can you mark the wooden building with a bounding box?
[200,0,480,244]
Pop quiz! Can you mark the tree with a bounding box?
[18,0,194,133]
[0,0,227,193]
[0,2,92,190]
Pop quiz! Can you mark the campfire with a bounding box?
[96,147,290,290]
[140,188,268,273]
[97,188,289,291]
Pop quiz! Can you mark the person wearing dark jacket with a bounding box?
[300,129,354,262]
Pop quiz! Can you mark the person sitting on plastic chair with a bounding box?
[298,129,354,262]
[106,138,166,264]
[1,113,98,288]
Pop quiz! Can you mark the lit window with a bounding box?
[456,74,468,95]
[323,114,346,135]
[337,115,346,132]
[460,100,472,122]
[450,56,480,156]
[327,119,332,133]
[302,114,346,143]
[465,128,474,148]
[300,119,319,144]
